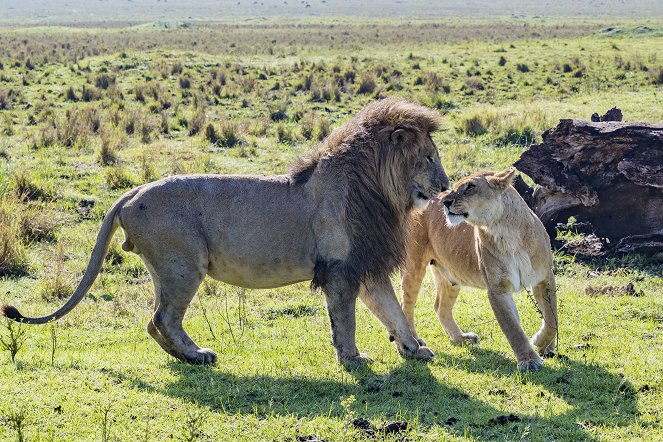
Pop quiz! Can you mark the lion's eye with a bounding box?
[426,156,434,163]
[465,183,475,191]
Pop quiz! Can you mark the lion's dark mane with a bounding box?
[290,98,441,291]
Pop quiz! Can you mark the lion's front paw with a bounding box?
[451,332,479,345]
[340,352,374,365]
[517,355,544,372]
[186,347,218,365]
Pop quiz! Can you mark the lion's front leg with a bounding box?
[321,275,372,365]
[360,278,434,361]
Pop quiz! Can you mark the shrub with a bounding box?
[188,107,206,136]
[275,123,296,144]
[39,244,74,302]
[204,123,219,144]
[516,63,530,73]
[649,67,663,85]
[104,165,135,190]
[98,126,126,165]
[13,170,52,201]
[218,120,244,148]
[0,198,30,277]
[95,73,116,89]
[356,74,377,94]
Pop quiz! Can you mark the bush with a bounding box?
[218,120,244,148]
[39,244,73,302]
[13,170,52,201]
[204,123,219,144]
[104,165,135,190]
[98,126,126,165]
[649,67,663,85]
[188,107,206,136]
[0,198,30,277]
[356,74,377,94]
[516,63,530,73]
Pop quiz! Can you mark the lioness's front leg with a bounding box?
[361,278,434,361]
[487,288,542,372]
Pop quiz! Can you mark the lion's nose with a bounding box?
[443,199,452,208]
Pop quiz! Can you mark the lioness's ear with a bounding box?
[389,124,416,147]
[487,167,517,190]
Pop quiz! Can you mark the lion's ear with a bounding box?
[487,167,517,190]
[389,124,416,147]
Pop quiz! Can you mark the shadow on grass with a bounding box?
[101,348,641,441]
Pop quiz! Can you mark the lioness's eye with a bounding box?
[426,156,434,163]
[465,183,475,191]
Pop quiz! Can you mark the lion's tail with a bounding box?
[1,188,141,325]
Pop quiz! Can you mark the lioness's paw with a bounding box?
[517,356,544,372]
[411,346,435,361]
[451,332,479,345]
[340,352,374,365]
[187,348,218,365]
[531,334,557,356]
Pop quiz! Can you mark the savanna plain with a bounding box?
[0,11,662,442]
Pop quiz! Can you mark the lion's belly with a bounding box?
[207,253,314,289]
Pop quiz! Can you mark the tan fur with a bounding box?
[401,168,558,371]
[2,98,450,365]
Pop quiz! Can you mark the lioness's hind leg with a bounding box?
[530,274,558,356]
[145,257,217,364]
[431,267,478,344]
[401,256,429,346]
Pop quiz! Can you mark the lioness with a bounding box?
[2,98,449,365]
[401,168,557,371]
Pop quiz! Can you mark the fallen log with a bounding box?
[514,118,663,254]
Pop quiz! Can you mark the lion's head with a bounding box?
[291,98,449,287]
[443,167,517,227]
[292,98,449,212]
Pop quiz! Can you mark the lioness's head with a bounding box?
[443,167,517,227]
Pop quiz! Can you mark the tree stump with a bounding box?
[514,118,663,254]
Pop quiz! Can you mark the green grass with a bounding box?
[0,18,662,441]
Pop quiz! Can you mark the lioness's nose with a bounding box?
[443,199,452,208]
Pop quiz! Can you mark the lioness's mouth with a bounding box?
[447,208,468,218]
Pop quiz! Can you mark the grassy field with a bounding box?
[0,17,662,441]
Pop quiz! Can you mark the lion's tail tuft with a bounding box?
[1,304,24,321]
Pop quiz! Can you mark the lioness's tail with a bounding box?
[1,188,140,325]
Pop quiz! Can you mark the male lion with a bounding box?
[400,168,557,371]
[2,98,449,365]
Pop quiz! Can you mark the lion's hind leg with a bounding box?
[431,266,478,344]
[143,254,217,364]
[530,273,558,356]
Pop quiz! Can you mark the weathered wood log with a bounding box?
[514,118,663,254]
